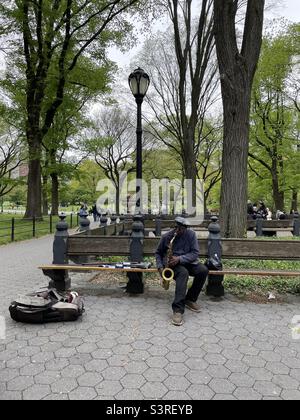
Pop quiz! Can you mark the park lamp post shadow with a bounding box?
[128,67,150,214]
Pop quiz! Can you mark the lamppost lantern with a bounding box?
[128,67,150,215]
[128,67,150,103]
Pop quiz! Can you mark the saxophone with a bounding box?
[161,231,178,290]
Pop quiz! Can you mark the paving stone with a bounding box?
[34,371,60,385]
[125,361,148,375]
[46,358,69,371]
[260,351,282,363]
[102,366,127,380]
[0,368,19,382]
[243,355,266,368]
[222,349,243,361]
[115,388,145,400]
[140,382,168,399]
[265,362,290,375]
[164,375,190,391]
[20,363,45,376]
[281,390,300,400]
[6,356,31,369]
[0,391,23,400]
[234,388,262,400]
[7,375,34,391]
[146,356,169,369]
[229,372,255,387]
[128,350,149,362]
[143,367,168,382]
[186,384,214,400]
[166,352,188,363]
[120,374,146,389]
[253,381,282,397]
[23,385,51,400]
[204,354,227,365]
[96,380,122,397]
[164,391,191,400]
[209,378,236,394]
[186,370,212,385]
[248,368,273,381]
[206,365,231,379]
[290,369,300,381]
[213,394,237,400]
[31,352,54,364]
[61,365,85,378]
[51,378,78,394]
[272,374,299,390]
[78,372,103,387]
[225,360,249,373]
[68,387,97,400]
[165,362,189,376]
[43,393,69,400]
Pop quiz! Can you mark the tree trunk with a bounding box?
[183,132,198,213]
[291,189,298,213]
[51,173,59,216]
[214,0,265,237]
[42,174,49,216]
[220,95,250,237]
[25,143,42,219]
[272,176,285,212]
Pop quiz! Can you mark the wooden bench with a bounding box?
[39,234,300,294]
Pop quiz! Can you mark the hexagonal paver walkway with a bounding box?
[1,235,300,400]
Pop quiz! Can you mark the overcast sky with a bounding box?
[110,0,300,73]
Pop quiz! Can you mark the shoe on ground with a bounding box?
[172,312,183,326]
[185,300,201,313]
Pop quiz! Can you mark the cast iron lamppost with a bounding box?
[128,67,150,213]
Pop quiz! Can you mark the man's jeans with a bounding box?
[172,263,209,314]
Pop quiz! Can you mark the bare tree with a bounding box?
[141,0,216,210]
[214,0,265,237]
[86,107,138,214]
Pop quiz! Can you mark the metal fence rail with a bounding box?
[0,214,79,243]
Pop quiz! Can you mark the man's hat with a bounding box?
[175,217,190,227]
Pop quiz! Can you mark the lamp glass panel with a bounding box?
[129,77,139,96]
[139,76,150,96]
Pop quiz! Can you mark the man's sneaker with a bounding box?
[172,312,183,326]
[185,301,201,313]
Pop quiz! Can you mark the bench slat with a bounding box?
[39,265,300,277]
[66,237,300,260]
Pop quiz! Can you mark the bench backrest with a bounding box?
[67,236,300,261]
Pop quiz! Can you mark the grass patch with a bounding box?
[222,259,300,296]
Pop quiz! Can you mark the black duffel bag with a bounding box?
[9,288,84,324]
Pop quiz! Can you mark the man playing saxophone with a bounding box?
[155,217,208,326]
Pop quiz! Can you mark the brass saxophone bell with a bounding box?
[161,267,174,290]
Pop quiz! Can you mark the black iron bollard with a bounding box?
[256,214,263,237]
[206,216,225,298]
[44,213,71,291]
[155,216,162,237]
[111,214,117,224]
[79,210,91,233]
[126,215,144,294]
[100,214,108,235]
[293,212,300,237]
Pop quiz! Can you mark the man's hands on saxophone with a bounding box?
[168,256,180,267]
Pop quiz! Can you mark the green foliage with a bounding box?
[249,21,300,211]
[223,258,300,296]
